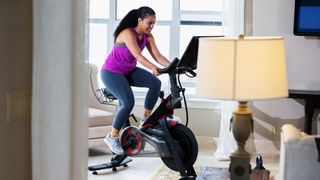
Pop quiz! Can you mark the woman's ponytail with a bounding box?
[113,9,138,40]
[113,6,155,40]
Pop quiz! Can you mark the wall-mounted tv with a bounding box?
[293,0,320,36]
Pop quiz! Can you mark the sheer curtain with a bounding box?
[214,101,238,160]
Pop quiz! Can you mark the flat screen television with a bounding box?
[293,0,320,36]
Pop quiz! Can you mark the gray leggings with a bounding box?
[101,67,161,130]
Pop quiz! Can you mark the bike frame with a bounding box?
[120,93,196,178]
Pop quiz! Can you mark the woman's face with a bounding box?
[138,15,156,34]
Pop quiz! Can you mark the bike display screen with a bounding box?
[177,36,223,70]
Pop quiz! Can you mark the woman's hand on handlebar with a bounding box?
[152,66,160,76]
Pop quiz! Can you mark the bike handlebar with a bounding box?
[158,58,179,74]
[158,58,196,77]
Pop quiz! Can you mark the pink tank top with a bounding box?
[102,28,148,74]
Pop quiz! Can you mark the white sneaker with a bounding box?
[104,133,124,155]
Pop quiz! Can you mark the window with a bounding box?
[179,8,224,97]
[88,0,243,105]
[89,0,109,19]
[117,0,172,21]
[180,0,223,11]
[88,23,108,71]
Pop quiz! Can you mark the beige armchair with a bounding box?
[88,63,117,147]
[279,124,320,180]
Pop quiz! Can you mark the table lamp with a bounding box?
[196,35,288,180]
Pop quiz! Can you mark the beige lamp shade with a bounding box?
[196,36,288,101]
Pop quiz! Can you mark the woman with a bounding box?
[101,6,171,154]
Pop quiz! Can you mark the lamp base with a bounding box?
[229,101,253,180]
[229,155,251,180]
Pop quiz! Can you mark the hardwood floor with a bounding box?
[88,137,280,180]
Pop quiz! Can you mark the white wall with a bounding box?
[252,0,320,90]
[249,0,320,137]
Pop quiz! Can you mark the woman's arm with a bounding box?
[118,29,159,75]
[146,33,171,67]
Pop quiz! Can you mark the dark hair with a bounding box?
[113,6,155,40]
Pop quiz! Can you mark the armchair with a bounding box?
[88,63,117,147]
[279,124,320,180]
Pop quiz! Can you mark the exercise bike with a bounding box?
[88,58,198,179]
[89,35,210,178]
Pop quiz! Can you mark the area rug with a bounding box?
[151,166,276,180]
[150,165,198,180]
[150,165,229,180]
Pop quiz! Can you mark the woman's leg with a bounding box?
[128,67,161,118]
[101,69,135,135]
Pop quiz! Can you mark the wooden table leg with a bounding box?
[304,99,314,135]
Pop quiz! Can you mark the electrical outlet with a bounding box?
[270,126,276,135]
